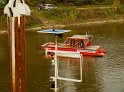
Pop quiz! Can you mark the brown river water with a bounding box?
[0,22,124,92]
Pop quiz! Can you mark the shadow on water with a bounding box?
[0,22,124,92]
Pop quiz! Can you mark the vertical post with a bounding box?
[55,36,58,92]
[8,15,26,92]
[19,16,26,91]
[8,16,13,92]
[8,16,17,92]
[80,54,83,82]
[14,17,18,92]
[4,0,30,92]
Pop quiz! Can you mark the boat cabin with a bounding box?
[64,35,92,49]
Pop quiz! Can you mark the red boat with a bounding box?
[41,34,106,57]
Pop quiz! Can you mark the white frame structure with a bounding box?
[57,52,83,83]
[51,51,83,92]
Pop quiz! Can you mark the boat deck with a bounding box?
[86,46,100,50]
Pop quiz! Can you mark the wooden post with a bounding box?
[4,1,30,92]
[8,16,26,92]
[19,16,26,92]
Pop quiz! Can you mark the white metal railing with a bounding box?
[51,51,83,92]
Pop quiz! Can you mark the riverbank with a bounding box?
[0,5,124,32]
[25,16,124,31]
[0,16,124,33]
[25,5,124,30]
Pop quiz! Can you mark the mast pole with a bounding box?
[55,35,58,92]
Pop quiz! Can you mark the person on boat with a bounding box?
[78,40,84,48]
[70,39,76,47]
[86,35,92,46]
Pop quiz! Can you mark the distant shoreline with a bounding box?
[25,18,124,31]
[1,18,124,33]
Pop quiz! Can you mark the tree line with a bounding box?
[26,0,114,6]
[1,0,124,7]
[25,0,124,6]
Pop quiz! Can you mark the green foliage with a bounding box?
[76,8,108,20]
[25,0,53,7]
[24,0,114,7]
[112,0,120,12]
[66,0,114,5]
[0,0,5,8]
[40,7,113,24]
[1,0,114,7]
[25,9,43,28]
[116,6,124,14]
[41,7,77,24]
[0,15,7,30]
[30,5,124,26]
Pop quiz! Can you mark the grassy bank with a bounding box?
[0,5,124,31]
[29,5,124,28]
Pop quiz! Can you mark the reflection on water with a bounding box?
[56,57,81,92]
[0,22,124,92]
[0,34,9,92]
